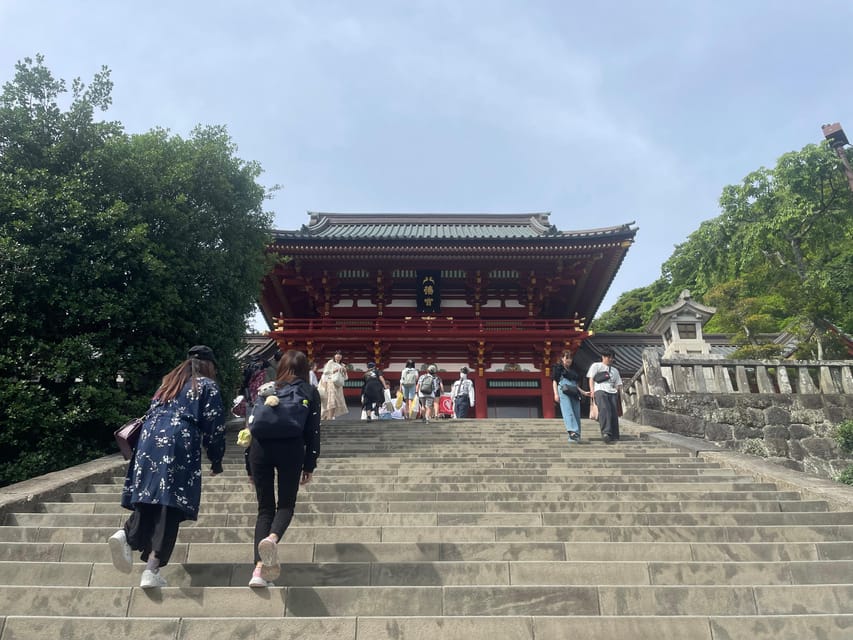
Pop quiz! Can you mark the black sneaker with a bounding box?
[602,433,612,444]
[568,431,580,442]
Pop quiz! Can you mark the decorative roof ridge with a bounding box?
[305,211,553,227]
[558,221,637,237]
[273,214,637,240]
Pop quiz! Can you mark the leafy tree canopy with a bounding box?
[594,141,853,359]
[0,55,273,485]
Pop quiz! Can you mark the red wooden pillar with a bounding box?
[474,373,488,419]
[541,370,556,419]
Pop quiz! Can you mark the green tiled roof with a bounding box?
[278,212,573,240]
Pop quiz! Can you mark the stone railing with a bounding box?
[625,351,853,404]
[622,349,853,480]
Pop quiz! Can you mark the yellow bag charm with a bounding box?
[236,428,252,448]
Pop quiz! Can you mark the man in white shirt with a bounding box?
[451,367,475,418]
[586,348,622,443]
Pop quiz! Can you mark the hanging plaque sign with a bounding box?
[417,270,441,314]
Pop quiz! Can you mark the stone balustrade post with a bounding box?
[641,348,668,397]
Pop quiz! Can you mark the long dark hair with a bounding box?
[154,358,216,402]
[276,350,309,386]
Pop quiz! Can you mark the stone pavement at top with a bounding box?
[1,417,852,639]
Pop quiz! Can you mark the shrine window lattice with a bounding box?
[338,269,370,279]
[487,379,541,389]
[489,269,519,279]
[393,269,466,279]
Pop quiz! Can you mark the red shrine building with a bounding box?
[258,212,637,419]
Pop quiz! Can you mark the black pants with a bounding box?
[249,437,305,563]
[362,396,381,416]
[595,390,620,440]
[454,395,470,418]
[124,503,185,567]
[362,381,383,417]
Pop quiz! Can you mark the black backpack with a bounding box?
[249,381,312,439]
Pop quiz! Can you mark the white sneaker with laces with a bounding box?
[108,529,132,574]
[140,569,167,589]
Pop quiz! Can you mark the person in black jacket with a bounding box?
[247,349,320,587]
[361,361,385,421]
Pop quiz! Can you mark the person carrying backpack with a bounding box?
[399,359,418,417]
[416,364,442,423]
[245,349,321,587]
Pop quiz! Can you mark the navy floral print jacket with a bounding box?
[121,376,225,520]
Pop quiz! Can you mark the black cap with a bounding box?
[460,366,469,374]
[188,345,217,365]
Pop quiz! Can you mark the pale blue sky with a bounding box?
[2,1,851,326]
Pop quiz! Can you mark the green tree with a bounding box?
[0,56,272,485]
[591,279,671,332]
[597,143,853,354]
[713,143,853,355]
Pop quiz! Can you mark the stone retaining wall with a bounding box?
[633,393,853,479]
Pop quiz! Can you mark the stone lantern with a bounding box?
[645,290,717,358]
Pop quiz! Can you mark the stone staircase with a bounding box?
[1,418,853,639]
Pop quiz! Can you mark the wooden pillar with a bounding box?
[541,340,555,419]
[474,370,488,419]
[475,339,488,418]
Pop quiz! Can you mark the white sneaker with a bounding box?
[108,529,132,574]
[258,537,280,581]
[248,568,275,588]
[140,569,167,589]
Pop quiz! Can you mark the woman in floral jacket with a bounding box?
[110,345,226,588]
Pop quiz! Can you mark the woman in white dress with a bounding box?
[319,350,348,420]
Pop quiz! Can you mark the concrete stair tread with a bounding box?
[3,559,853,587]
[4,540,852,562]
[1,584,853,617]
[36,498,838,514]
[3,615,852,640]
[16,503,852,520]
[4,523,852,548]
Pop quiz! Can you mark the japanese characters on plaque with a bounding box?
[416,270,441,314]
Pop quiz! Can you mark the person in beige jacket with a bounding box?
[319,350,348,420]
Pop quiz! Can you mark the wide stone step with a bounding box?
[4,538,852,563]
[3,538,851,563]
[4,614,853,640]
[1,584,852,617]
[8,510,851,527]
[3,559,853,587]
[94,464,730,484]
[2,517,852,547]
[81,482,787,497]
[41,498,836,513]
[83,477,768,495]
[57,496,820,516]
